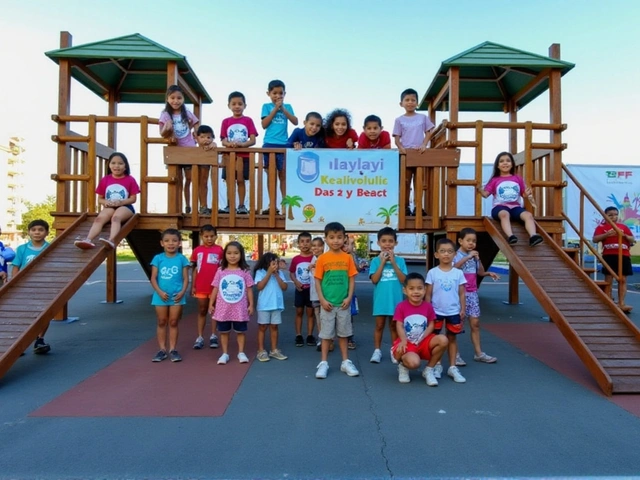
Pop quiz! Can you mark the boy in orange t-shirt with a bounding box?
[313,222,359,379]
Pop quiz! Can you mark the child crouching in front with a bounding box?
[393,272,448,385]
[253,252,288,361]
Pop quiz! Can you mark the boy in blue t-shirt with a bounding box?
[261,79,298,214]
[11,219,52,353]
[368,227,407,364]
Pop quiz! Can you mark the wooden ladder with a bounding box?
[0,214,139,380]
[484,217,640,395]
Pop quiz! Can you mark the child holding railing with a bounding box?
[159,85,200,214]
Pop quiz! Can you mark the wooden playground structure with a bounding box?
[1,32,640,395]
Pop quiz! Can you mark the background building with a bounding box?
[0,136,26,246]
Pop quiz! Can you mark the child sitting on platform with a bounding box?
[592,206,636,313]
[477,151,542,247]
[75,152,139,250]
[358,114,391,149]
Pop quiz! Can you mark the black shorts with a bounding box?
[601,255,633,277]
[216,321,249,333]
[491,205,527,222]
[294,288,313,308]
[221,157,250,181]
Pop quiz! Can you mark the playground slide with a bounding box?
[484,217,640,395]
[0,214,139,381]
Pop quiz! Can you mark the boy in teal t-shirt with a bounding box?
[11,219,52,354]
[368,227,407,364]
[260,79,298,214]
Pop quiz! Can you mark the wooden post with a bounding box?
[105,89,119,303]
[446,67,460,217]
[54,31,73,322]
[506,265,520,305]
[140,117,149,214]
[474,121,484,216]
[548,44,564,225]
[167,61,178,86]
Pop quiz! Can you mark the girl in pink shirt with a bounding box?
[75,152,140,249]
[209,241,255,365]
[478,151,542,247]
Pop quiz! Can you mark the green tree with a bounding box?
[229,234,256,256]
[19,195,56,241]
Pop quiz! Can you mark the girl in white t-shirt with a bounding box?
[75,152,140,250]
[253,252,288,362]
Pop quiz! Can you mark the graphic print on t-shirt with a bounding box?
[496,180,521,203]
[404,313,428,344]
[159,264,181,282]
[172,114,189,139]
[105,184,128,202]
[219,274,245,304]
[296,261,312,286]
[226,123,249,143]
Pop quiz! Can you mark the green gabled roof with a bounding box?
[45,33,212,104]
[419,41,574,112]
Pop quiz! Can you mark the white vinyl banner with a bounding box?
[565,165,640,241]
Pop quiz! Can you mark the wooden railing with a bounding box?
[49,114,569,232]
[561,164,626,307]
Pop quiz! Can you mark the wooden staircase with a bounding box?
[0,214,139,381]
[484,217,640,395]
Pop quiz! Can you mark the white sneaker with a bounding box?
[423,366,439,386]
[448,366,466,383]
[390,347,398,364]
[434,363,443,379]
[217,353,230,365]
[370,349,382,363]
[474,352,497,363]
[316,361,329,379]
[340,359,360,377]
[398,364,411,383]
[237,352,249,363]
[455,352,467,367]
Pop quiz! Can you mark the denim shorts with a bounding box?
[216,321,248,333]
[491,205,527,222]
[262,143,286,171]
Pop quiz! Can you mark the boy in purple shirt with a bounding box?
[392,88,435,217]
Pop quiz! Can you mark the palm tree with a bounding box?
[282,195,303,220]
[376,205,398,225]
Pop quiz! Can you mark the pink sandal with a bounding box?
[74,239,95,249]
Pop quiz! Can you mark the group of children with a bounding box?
[140,219,503,387]
[154,81,435,217]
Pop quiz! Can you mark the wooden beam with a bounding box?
[69,60,110,95]
[404,149,460,168]
[431,81,449,111]
[177,74,198,105]
[512,68,551,105]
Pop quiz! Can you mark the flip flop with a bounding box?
[74,239,96,249]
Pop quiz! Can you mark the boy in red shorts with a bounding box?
[191,224,224,349]
[392,272,448,386]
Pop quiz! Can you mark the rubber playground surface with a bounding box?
[1,262,640,480]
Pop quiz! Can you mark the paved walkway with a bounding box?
[1,262,639,479]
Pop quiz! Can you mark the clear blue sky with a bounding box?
[1,0,639,203]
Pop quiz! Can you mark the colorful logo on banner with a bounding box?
[284,149,399,231]
[565,165,640,241]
